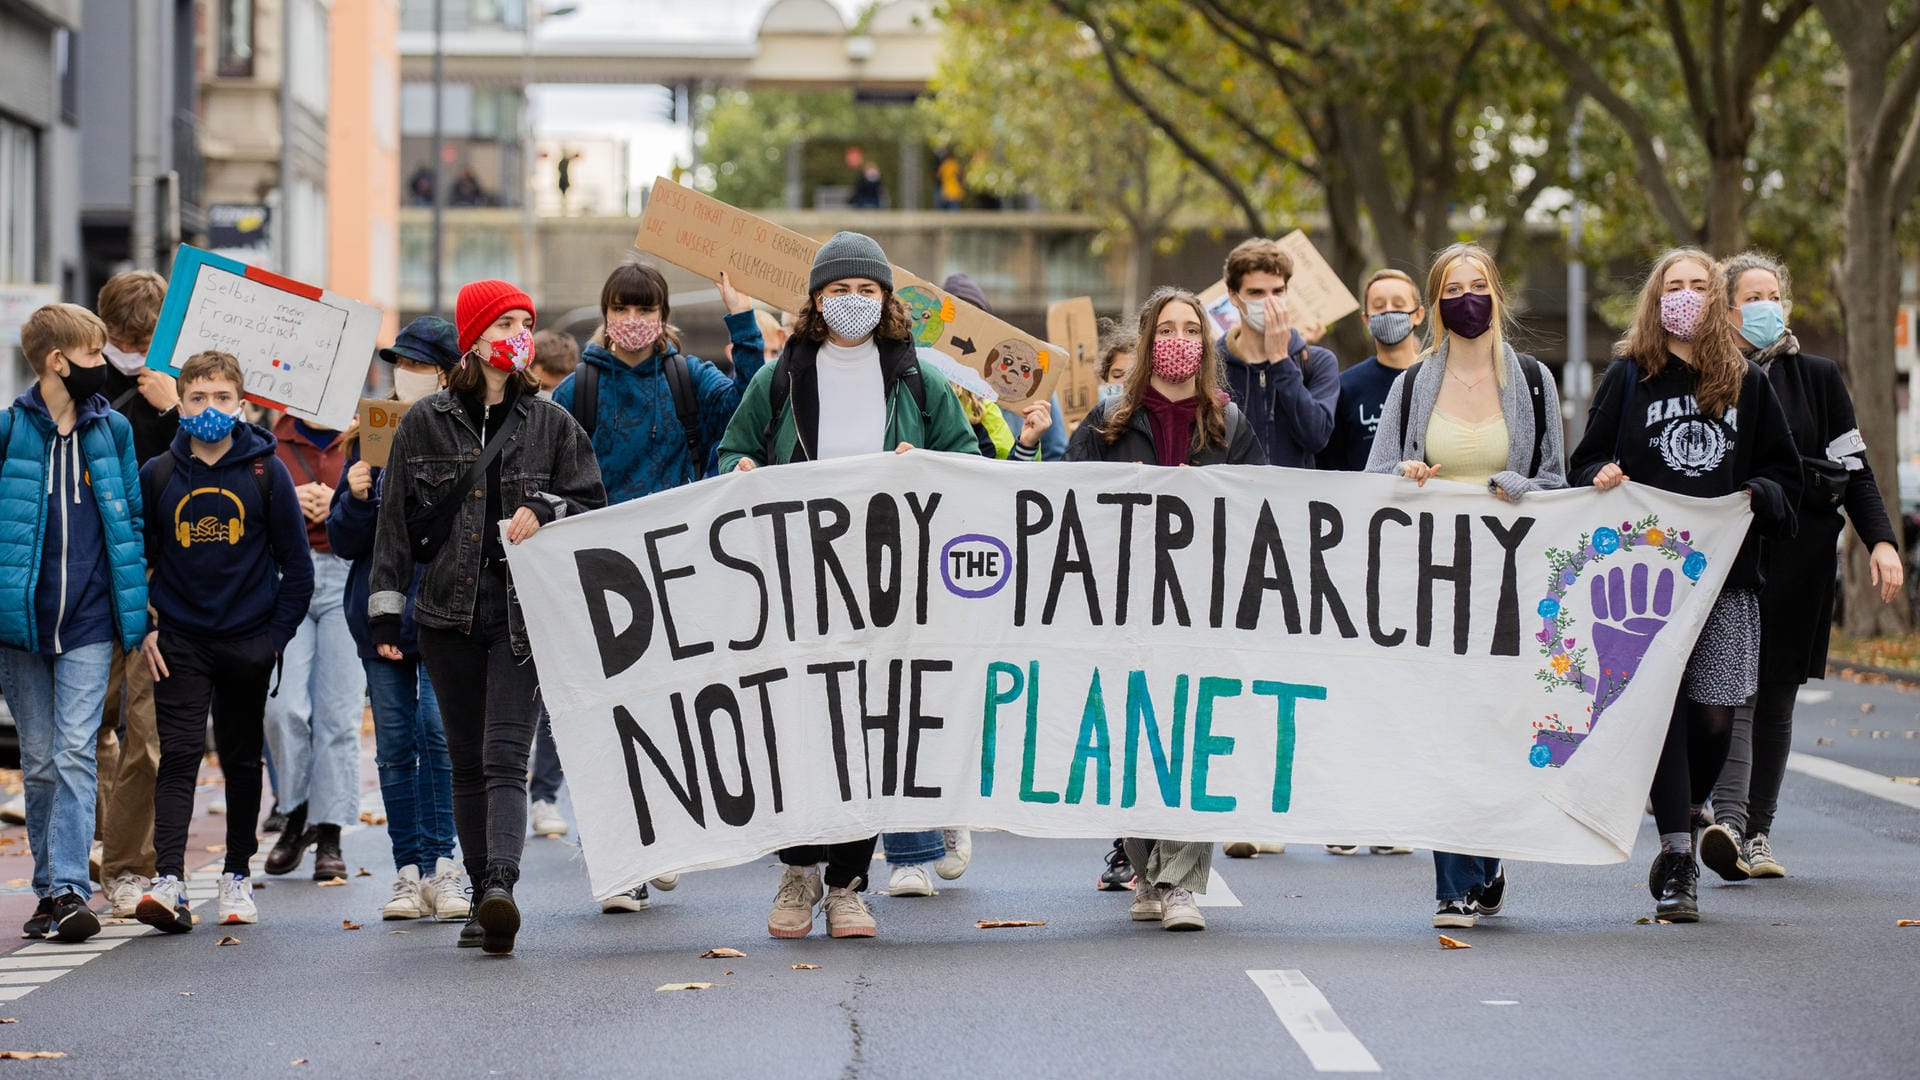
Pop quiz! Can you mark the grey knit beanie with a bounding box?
[809,231,893,294]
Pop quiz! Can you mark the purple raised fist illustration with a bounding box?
[1587,562,1675,725]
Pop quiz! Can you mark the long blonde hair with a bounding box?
[1422,242,1510,386]
[1616,248,1744,419]
[1102,287,1227,451]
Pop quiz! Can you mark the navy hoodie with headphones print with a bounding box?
[139,422,314,652]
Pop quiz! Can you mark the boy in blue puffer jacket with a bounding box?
[0,304,148,944]
[134,350,313,934]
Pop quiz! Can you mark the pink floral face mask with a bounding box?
[1659,289,1705,342]
[605,317,663,354]
[482,330,534,373]
[1151,336,1203,383]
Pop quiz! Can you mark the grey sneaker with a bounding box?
[1129,882,1165,921]
[1743,833,1785,878]
[823,886,876,938]
[1160,887,1206,931]
[1699,822,1748,882]
[768,865,824,939]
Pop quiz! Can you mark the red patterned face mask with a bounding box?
[1151,336,1203,383]
[483,330,533,373]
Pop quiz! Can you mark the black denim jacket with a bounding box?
[368,388,605,656]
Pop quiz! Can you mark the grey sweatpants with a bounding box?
[1123,838,1212,892]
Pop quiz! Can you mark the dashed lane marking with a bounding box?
[1785,752,1920,812]
[1194,867,1242,907]
[1247,969,1382,1073]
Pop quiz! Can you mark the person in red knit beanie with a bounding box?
[455,280,537,354]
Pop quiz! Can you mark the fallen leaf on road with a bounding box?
[976,920,1046,928]
[354,868,371,878]
[1848,728,1863,736]
[791,964,820,970]
[252,882,264,890]
[0,1052,65,1059]
[316,878,347,887]
[388,930,409,935]
[655,983,714,992]
[0,1018,14,1023]
[1908,731,1918,739]
[178,992,194,997]
[102,918,136,926]
[1771,922,1792,927]
[699,948,746,959]
[341,920,363,931]
[292,1058,309,1066]
[216,936,240,946]
[1893,777,1920,786]
[1816,738,1835,746]
[1860,702,1875,713]
[5,879,25,888]
[1897,919,1920,927]
[205,844,225,853]
[1437,935,1472,949]
[1634,917,1654,924]
[358,812,387,825]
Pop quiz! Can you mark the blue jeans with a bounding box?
[1434,852,1501,903]
[882,830,944,866]
[365,657,455,873]
[0,642,113,899]
[265,553,367,828]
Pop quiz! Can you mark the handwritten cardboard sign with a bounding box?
[356,397,413,468]
[147,245,379,429]
[1198,231,1360,339]
[634,177,1064,408]
[1047,297,1101,426]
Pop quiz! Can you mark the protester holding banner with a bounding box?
[91,270,174,918]
[1325,269,1426,474]
[1568,249,1802,923]
[1215,239,1340,468]
[1065,286,1267,931]
[368,280,606,955]
[1363,242,1567,926]
[717,231,979,939]
[1702,253,1901,885]
[261,408,363,883]
[328,317,467,923]
[136,350,315,933]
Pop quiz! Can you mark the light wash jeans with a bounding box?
[365,657,455,873]
[264,552,367,828]
[0,641,113,899]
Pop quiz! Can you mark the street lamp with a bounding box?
[522,4,579,299]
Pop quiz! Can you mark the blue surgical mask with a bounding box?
[1739,300,1786,349]
[1097,382,1125,402]
[179,406,239,443]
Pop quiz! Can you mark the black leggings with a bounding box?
[1711,680,1797,836]
[151,632,275,878]
[1650,694,1736,837]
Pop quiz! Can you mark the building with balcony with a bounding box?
[1,0,82,387]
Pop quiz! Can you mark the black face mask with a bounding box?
[59,357,108,404]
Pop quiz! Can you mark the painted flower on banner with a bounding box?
[1531,514,1708,770]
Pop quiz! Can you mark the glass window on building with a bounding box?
[0,116,38,283]
[943,230,1015,306]
[219,0,255,77]
[290,0,331,114]
[1041,231,1121,310]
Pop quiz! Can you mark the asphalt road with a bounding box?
[0,676,1915,1078]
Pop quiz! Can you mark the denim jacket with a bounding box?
[367,387,605,657]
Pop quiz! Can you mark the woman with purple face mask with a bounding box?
[1567,250,1801,925]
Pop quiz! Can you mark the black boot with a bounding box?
[1651,851,1700,922]
[311,824,347,881]
[475,866,520,956]
[457,899,484,948]
[263,804,311,876]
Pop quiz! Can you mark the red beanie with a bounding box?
[455,279,536,352]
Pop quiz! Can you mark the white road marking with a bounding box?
[1785,752,1920,812]
[1247,969,1382,1073]
[0,987,36,1001]
[1481,1000,1521,1006]
[16,939,126,955]
[0,971,73,985]
[1195,867,1242,907]
[1795,688,1833,705]
[0,954,97,970]
[91,924,155,939]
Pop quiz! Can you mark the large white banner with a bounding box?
[507,455,1752,900]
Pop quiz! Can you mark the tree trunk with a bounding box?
[1703,150,1748,256]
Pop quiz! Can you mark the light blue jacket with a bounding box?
[0,391,149,652]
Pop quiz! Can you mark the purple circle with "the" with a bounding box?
[941,534,1012,599]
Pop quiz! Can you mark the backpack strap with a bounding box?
[1225,402,1244,451]
[1397,361,1424,459]
[1520,356,1546,478]
[570,361,600,438]
[663,352,704,483]
[1612,361,1636,463]
[895,359,933,428]
[761,354,791,464]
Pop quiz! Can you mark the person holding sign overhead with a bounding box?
[1066,286,1268,932]
[328,317,467,924]
[718,232,980,941]
[368,280,605,956]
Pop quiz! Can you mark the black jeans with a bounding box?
[780,837,878,890]
[419,568,540,886]
[1710,681,1797,836]
[151,632,275,878]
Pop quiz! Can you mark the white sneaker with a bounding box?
[1160,887,1206,931]
[1223,841,1286,858]
[600,885,650,913]
[382,866,429,920]
[888,864,935,897]
[423,857,470,920]
[207,799,227,816]
[529,800,569,838]
[0,794,23,825]
[1129,882,1165,921]
[107,873,147,919]
[650,873,681,891]
[934,829,972,880]
[217,874,257,925]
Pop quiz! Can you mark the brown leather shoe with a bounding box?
[264,826,313,876]
[311,830,347,882]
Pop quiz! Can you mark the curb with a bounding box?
[1828,660,1920,684]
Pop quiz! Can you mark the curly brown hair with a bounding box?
[1616,249,1744,419]
[791,288,914,344]
[1102,287,1227,451]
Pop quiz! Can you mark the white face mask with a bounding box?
[103,342,147,377]
[393,368,442,403]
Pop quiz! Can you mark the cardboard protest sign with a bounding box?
[1047,297,1101,426]
[356,397,412,468]
[148,245,379,429]
[1199,231,1360,338]
[508,454,1753,897]
[635,177,1064,408]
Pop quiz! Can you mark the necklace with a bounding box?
[1447,365,1493,392]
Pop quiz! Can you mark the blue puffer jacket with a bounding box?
[551,311,766,505]
[0,389,149,653]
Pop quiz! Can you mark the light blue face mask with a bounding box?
[1739,300,1786,349]
[1097,382,1125,402]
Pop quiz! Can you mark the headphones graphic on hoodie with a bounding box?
[174,487,246,548]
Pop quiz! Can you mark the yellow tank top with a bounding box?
[1425,410,1509,487]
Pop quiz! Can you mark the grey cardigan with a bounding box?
[1364,340,1568,499]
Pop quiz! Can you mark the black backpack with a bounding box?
[759,348,932,463]
[1398,354,1549,478]
[570,354,705,484]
